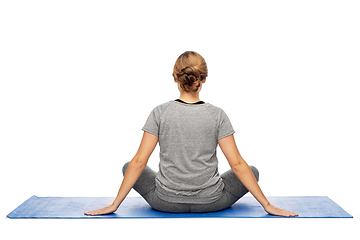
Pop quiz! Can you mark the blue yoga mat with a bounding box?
[7,195,352,219]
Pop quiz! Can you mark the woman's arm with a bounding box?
[218,134,298,217]
[85,132,158,216]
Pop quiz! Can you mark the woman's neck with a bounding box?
[178,91,201,103]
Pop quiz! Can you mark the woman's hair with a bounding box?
[173,51,208,93]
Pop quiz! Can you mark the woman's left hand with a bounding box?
[84,204,118,216]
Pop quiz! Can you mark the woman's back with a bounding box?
[142,100,235,203]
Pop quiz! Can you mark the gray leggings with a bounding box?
[122,162,259,213]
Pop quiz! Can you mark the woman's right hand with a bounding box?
[264,203,299,217]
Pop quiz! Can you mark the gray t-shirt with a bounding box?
[142,100,235,204]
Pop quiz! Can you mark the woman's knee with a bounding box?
[249,165,259,182]
[122,161,130,176]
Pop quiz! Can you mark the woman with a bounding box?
[85,51,298,216]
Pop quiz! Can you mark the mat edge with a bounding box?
[7,195,38,219]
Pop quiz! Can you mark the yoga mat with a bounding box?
[7,196,352,219]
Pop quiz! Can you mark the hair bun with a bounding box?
[176,67,202,92]
[180,67,201,82]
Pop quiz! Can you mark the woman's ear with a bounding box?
[202,78,206,83]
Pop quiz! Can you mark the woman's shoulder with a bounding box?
[203,103,234,124]
[155,100,174,109]
[149,101,174,115]
[204,102,226,113]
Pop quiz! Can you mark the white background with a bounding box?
[1,1,359,239]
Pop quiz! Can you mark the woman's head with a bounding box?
[173,51,208,93]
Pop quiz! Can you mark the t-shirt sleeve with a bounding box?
[142,107,160,137]
[218,109,235,140]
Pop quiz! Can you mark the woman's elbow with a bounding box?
[130,156,147,170]
[231,161,248,174]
